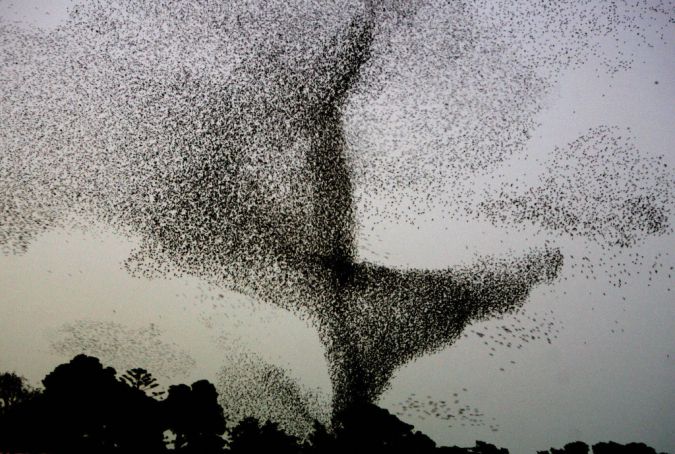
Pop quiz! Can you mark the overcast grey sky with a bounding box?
[0,1,673,452]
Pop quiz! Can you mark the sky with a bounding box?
[0,1,673,452]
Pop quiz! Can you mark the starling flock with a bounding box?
[216,343,330,438]
[50,320,196,381]
[392,391,500,433]
[1,0,672,430]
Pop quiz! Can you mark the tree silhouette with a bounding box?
[0,372,44,453]
[330,402,437,453]
[539,441,666,454]
[1,357,671,454]
[0,372,37,414]
[40,354,165,453]
[470,441,510,454]
[229,417,303,454]
[304,419,337,453]
[550,441,590,454]
[591,441,660,454]
[120,367,165,398]
[163,380,226,453]
[437,442,510,454]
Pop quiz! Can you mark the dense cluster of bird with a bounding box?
[345,1,671,227]
[480,126,672,249]
[216,345,330,438]
[50,320,196,381]
[1,0,671,430]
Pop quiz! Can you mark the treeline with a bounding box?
[0,355,667,454]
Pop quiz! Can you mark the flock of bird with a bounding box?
[216,344,330,437]
[464,311,562,353]
[50,320,196,382]
[392,391,499,433]
[1,0,672,436]
[480,126,672,249]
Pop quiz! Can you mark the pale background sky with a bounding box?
[0,1,673,453]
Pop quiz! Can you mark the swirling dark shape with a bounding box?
[148,1,562,412]
[0,0,563,415]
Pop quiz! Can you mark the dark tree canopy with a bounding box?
[550,441,590,454]
[0,372,36,414]
[163,380,227,453]
[0,355,669,454]
[120,367,164,398]
[330,403,437,453]
[41,354,166,453]
[229,417,303,454]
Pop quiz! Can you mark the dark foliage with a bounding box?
[0,356,669,454]
[163,380,227,453]
[0,372,43,453]
[330,403,437,453]
[229,417,302,454]
[540,441,667,454]
[438,440,509,453]
[0,372,37,413]
[120,368,165,398]
[41,354,165,453]
[0,355,220,453]
[548,441,590,454]
[591,441,660,454]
